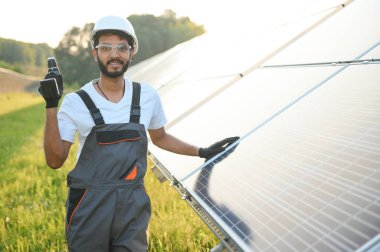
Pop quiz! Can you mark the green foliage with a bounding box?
[0,10,204,87]
[0,93,218,251]
[0,60,22,73]
[55,10,204,87]
[54,23,98,86]
[129,10,205,64]
[0,38,53,76]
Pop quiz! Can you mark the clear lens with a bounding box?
[95,43,131,54]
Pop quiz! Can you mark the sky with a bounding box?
[1,0,345,48]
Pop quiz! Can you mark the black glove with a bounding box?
[199,136,240,160]
[38,58,63,108]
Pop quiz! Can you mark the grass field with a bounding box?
[0,92,218,251]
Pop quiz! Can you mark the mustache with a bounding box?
[106,59,124,65]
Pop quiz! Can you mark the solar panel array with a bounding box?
[129,0,380,251]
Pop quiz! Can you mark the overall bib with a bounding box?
[65,82,151,252]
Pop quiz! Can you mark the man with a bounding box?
[39,15,238,252]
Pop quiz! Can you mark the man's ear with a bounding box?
[92,48,98,61]
[130,48,135,61]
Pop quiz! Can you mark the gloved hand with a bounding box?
[199,136,240,160]
[38,58,63,108]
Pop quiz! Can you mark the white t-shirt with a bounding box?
[58,77,167,158]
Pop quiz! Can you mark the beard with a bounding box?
[97,56,130,78]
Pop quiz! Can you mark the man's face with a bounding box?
[93,33,132,78]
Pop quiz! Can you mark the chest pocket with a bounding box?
[96,129,141,145]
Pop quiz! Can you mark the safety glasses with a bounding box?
[95,43,132,54]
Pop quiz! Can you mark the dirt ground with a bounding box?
[0,67,40,93]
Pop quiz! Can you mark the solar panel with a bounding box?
[265,0,380,65]
[128,0,342,86]
[150,49,380,252]
[184,62,380,252]
[140,0,380,251]
[149,66,339,178]
[128,2,344,124]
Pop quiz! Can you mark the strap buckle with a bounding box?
[90,108,104,124]
[131,105,141,116]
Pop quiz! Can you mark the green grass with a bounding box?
[0,93,42,116]
[0,93,218,251]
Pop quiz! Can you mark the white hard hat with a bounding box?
[90,15,138,56]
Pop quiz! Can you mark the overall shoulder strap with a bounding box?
[76,89,105,125]
[130,82,141,123]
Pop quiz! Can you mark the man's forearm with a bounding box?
[151,132,199,156]
[44,108,68,168]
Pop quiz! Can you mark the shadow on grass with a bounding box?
[0,102,45,167]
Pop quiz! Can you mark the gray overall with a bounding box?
[65,82,151,252]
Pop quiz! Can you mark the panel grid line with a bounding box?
[246,174,357,251]
[307,198,380,250]
[180,40,380,183]
[249,154,378,240]
[258,137,380,212]
[273,127,380,199]
[287,126,380,156]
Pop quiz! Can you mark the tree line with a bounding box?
[0,39,52,75]
[0,10,204,86]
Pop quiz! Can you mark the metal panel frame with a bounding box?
[148,152,248,252]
